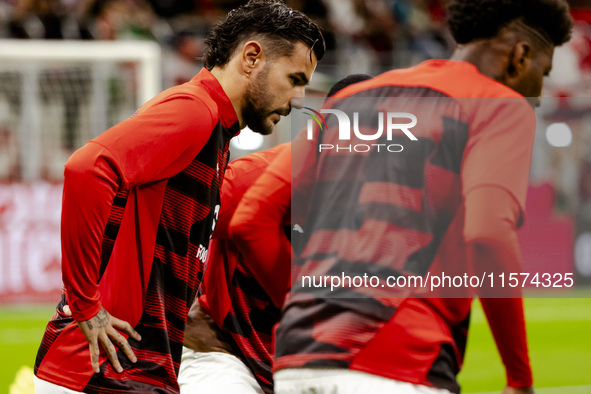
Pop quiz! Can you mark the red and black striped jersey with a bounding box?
[274,60,535,392]
[35,69,240,393]
[203,240,281,394]
[198,143,290,393]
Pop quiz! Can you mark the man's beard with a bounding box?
[242,68,279,135]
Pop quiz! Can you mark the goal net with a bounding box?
[0,39,161,303]
[0,39,161,181]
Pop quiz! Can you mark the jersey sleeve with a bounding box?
[63,96,215,321]
[480,297,533,388]
[93,96,215,185]
[228,148,292,307]
[461,98,536,225]
[464,187,533,387]
[214,143,290,239]
[462,98,536,387]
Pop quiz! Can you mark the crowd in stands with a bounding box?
[2,0,591,206]
[0,0,456,84]
[2,1,591,87]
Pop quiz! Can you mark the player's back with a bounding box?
[276,59,534,392]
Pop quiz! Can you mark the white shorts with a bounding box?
[178,346,264,394]
[34,377,85,394]
[274,368,454,394]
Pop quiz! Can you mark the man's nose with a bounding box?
[527,97,541,108]
[295,85,306,97]
[290,97,304,109]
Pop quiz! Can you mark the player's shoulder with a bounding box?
[138,69,225,121]
[136,87,207,114]
[335,60,523,99]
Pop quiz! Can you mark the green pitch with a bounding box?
[1,293,590,393]
[0,305,55,392]
[460,292,591,393]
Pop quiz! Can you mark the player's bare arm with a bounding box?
[76,307,142,373]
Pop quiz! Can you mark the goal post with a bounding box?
[0,39,161,303]
[0,39,162,181]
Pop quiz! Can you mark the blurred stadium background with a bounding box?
[0,0,590,392]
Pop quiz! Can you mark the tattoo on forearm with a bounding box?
[86,321,94,330]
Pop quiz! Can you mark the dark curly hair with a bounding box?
[203,0,325,70]
[446,0,572,46]
[326,74,373,97]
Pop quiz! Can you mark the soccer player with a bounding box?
[179,74,372,394]
[230,1,573,394]
[33,1,324,392]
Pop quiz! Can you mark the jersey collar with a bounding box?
[191,68,240,133]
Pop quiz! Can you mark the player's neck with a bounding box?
[210,65,247,128]
[450,26,531,83]
[449,42,507,82]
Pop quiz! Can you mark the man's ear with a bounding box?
[506,41,532,79]
[240,41,265,77]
